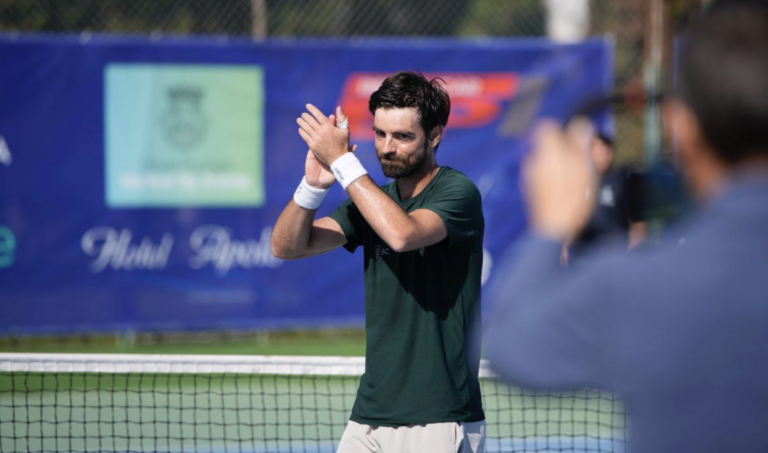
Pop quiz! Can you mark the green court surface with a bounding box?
[0,330,367,357]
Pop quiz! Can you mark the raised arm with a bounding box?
[485,119,617,390]
[271,198,347,260]
[297,104,448,253]
[345,176,446,252]
[271,145,348,260]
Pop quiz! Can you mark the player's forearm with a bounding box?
[271,201,317,259]
[345,176,420,252]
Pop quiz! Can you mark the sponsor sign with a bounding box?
[339,73,520,140]
[105,64,266,208]
[0,36,612,333]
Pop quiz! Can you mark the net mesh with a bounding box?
[0,354,626,453]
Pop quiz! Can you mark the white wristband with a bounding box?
[293,177,329,210]
[331,153,368,191]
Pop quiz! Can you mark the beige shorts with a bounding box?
[336,419,486,453]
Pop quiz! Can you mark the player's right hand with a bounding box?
[305,149,336,189]
[303,111,358,190]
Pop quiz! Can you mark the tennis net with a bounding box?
[0,353,626,453]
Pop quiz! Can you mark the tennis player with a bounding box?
[272,71,486,453]
[486,1,768,452]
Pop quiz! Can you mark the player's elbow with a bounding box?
[388,239,409,253]
[271,239,299,260]
[384,225,424,253]
[386,234,418,253]
[270,245,290,260]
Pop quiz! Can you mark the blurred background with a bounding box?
[0,0,706,353]
[0,1,712,452]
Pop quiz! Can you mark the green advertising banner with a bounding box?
[105,64,265,207]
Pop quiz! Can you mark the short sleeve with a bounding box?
[328,198,366,253]
[421,173,484,246]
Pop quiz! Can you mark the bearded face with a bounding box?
[372,107,434,180]
[378,139,429,179]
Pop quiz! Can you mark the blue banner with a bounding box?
[0,35,612,334]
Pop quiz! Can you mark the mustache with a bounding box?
[378,153,408,163]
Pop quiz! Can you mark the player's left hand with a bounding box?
[297,104,351,167]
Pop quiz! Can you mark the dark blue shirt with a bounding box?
[571,167,645,258]
[485,175,768,453]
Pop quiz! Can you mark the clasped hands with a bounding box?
[295,103,598,241]
[297,104,356,167]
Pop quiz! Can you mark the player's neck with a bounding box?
[396,160,440,201]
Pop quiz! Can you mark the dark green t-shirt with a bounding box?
[329,166,485,427]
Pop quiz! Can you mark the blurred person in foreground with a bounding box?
[485,1,768,452]
[562,133,648,265]
[272,71,485,452]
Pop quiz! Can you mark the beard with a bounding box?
[378,141,429,179]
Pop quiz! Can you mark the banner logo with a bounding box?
[81,225,283,275]
[338,72,520,141]
[373,244,390,261]
[0,225,16,268]
[105,64,266,208]
[162,86,207,150]
[188,225,283,276]
[81,227,174,273]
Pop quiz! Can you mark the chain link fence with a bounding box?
[0,0,704,164]
[0,0,546,37]
[592,0,647,165]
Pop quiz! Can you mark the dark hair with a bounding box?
[368,71,451,148]
[677,0,768,164]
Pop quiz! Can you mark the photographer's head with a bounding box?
[665,0,768,197]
